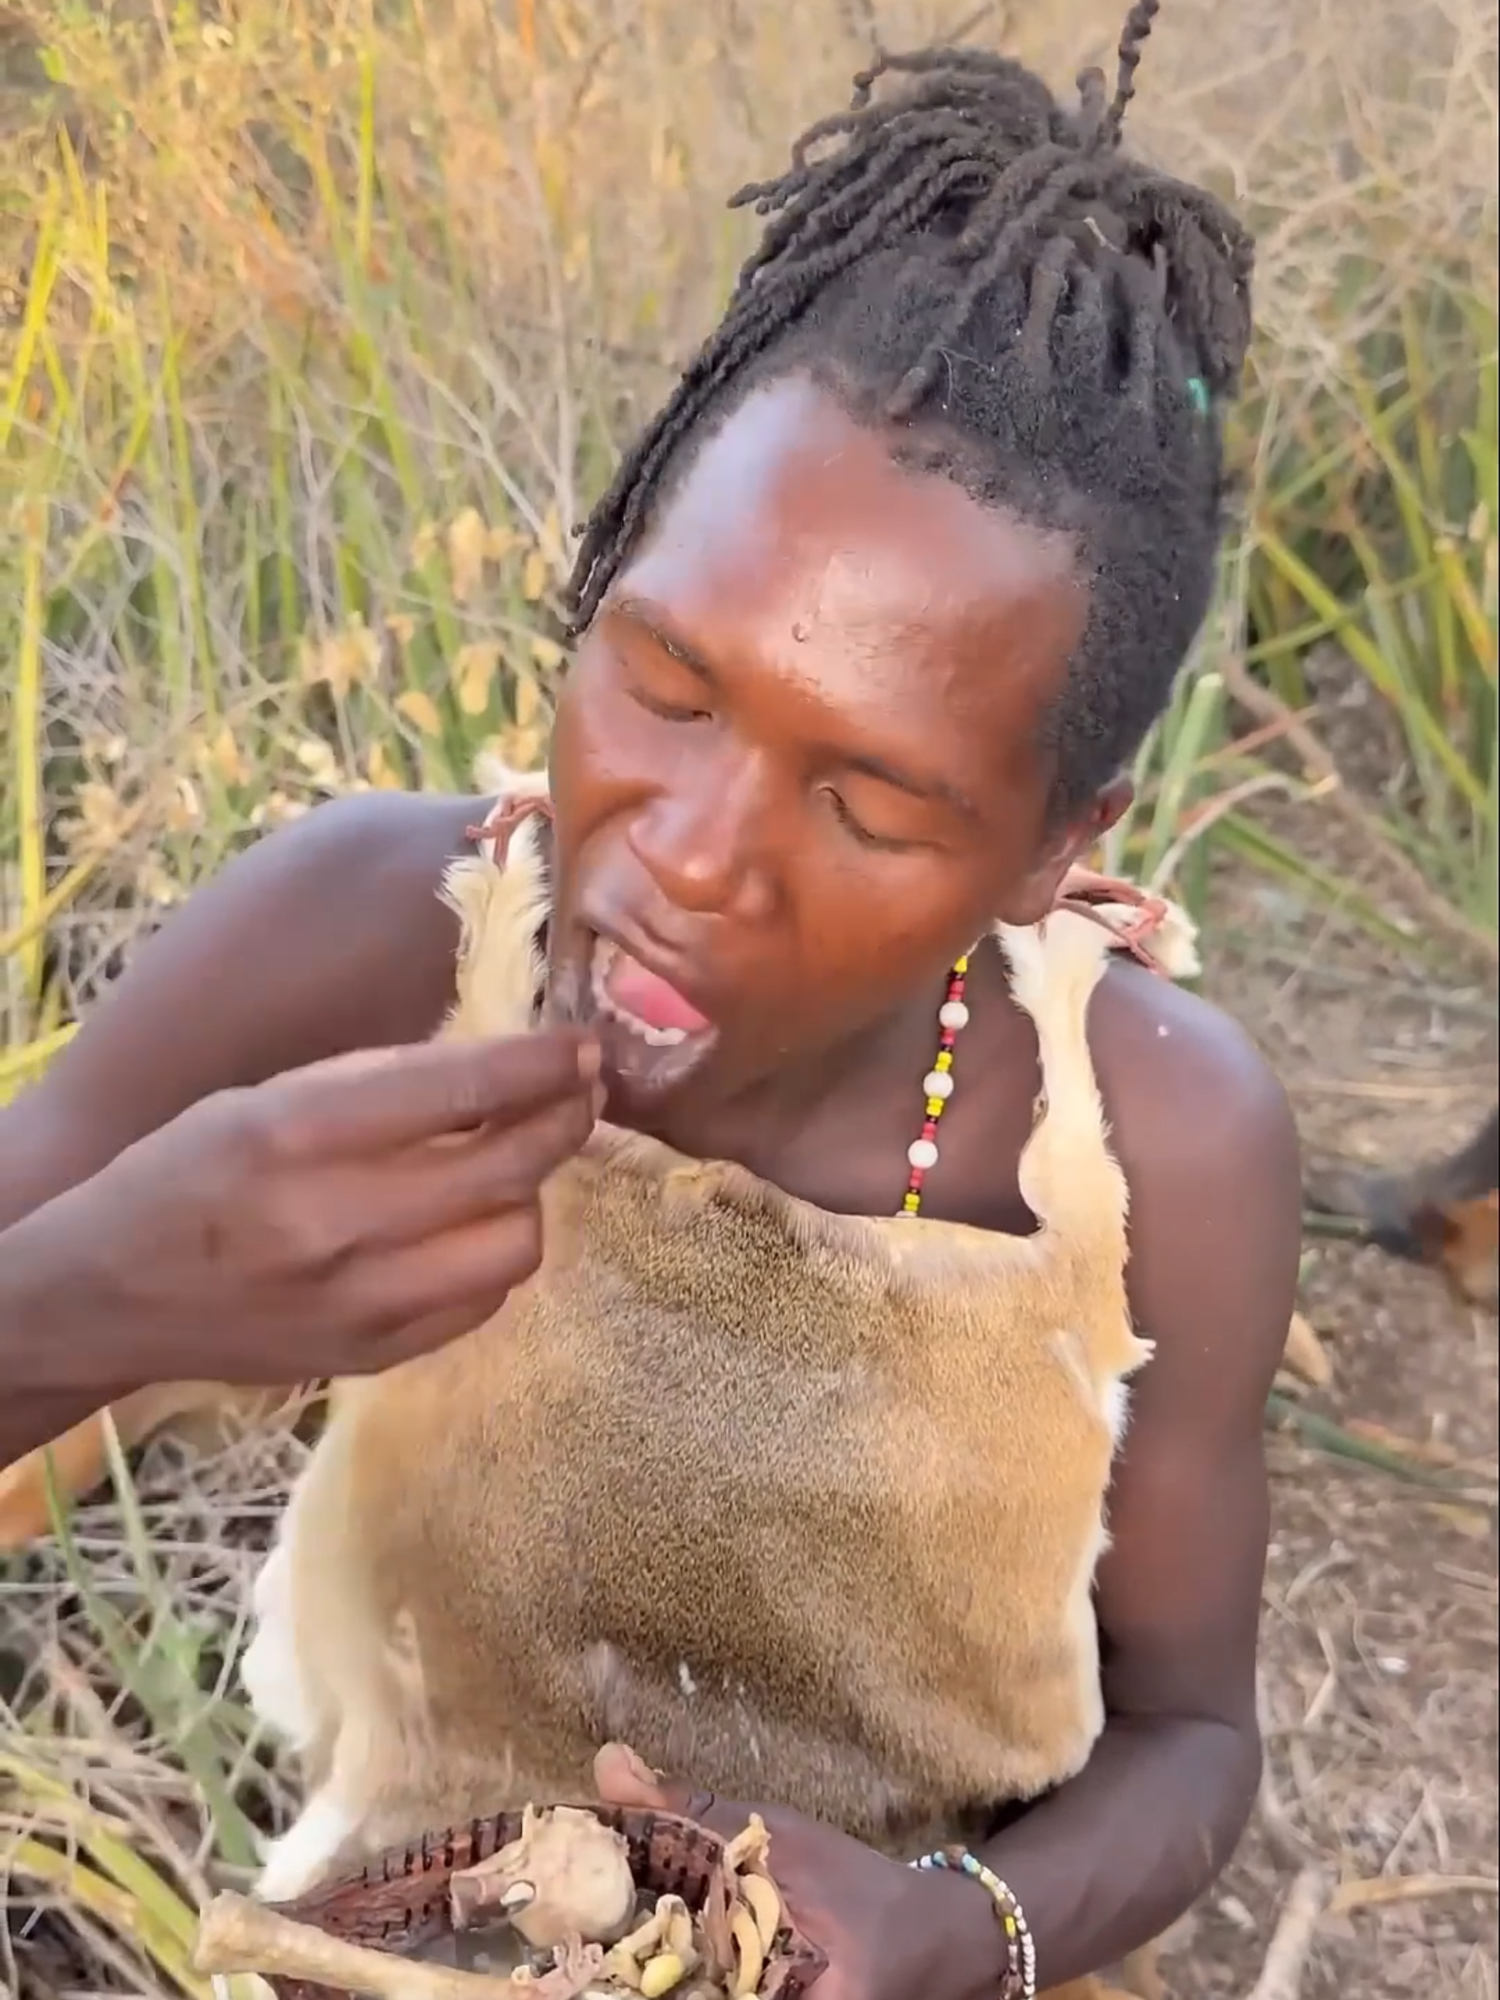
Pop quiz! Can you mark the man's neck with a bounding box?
[623,936,1018,1192]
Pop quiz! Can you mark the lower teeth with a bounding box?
[591,940,689,1048]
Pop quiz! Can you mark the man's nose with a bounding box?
[629,757,774,920]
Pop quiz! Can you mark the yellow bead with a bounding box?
[935,1050,952,1071]
[953,955,969,974]
[903,1191,921,1212]
[926,1097,943,1118]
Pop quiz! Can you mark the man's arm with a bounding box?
[1,790,474,1232]
[0,790,474,1468]
[950,993,1303,1990]
[0,1191,154,1468]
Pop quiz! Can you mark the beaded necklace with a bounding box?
[898,954,970,1218]
[896,876,1173,1219]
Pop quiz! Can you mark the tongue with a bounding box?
[606,952,711,1035]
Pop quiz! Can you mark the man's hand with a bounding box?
[5,1030,602,1400]
[593,1746,1004,2000]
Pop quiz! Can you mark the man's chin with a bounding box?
[597,1016,721,1105]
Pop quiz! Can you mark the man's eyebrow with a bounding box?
[609,596,716,682]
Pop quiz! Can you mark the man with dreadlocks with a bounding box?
[1,9,1298,1994]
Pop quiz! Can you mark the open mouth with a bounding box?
[591,937,711,1048]
[553,933,718,1097]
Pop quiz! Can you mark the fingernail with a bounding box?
[577,1038,603,1083]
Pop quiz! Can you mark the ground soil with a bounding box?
[1153,850,1499,1999]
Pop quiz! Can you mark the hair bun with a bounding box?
[568,1,1255,635]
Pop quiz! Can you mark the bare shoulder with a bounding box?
[1092,954,1297,1184]
[1090,956,1302,1360]
[3,791,481,1204]
[1088,965,1300,1731]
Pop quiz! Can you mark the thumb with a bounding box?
[593,1742,675,1811]
[592,1743,746,1840]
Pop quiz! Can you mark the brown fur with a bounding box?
[1412,1189,1498,1312]
[1305,1102,1499,1312]
[246,808,1158,2000]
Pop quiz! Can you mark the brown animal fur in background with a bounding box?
[1305,1101,1499,1312]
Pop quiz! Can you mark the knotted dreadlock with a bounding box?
[564,1,1255,810]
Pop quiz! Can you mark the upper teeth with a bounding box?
[591,938,689,1047]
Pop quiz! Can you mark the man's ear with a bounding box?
[994,774,1134,928]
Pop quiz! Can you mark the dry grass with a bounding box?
[1,0,1497,1994]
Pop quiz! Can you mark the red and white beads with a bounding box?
[899,953,971,1218]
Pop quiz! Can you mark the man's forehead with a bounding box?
[627,373,1084,645]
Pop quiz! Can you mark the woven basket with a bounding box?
[264,1802,828,2000]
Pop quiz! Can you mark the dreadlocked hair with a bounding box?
[564,0,1255,811]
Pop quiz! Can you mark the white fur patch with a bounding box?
[1101,1375,1132,1448]
[241,1543,317,1750]
[254,1788,360,1905]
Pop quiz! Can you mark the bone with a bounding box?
[194,1892,527,2000]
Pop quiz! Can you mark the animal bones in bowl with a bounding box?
[193,1803,826,2000]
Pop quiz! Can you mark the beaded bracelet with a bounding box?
[910,1848,1038,1999]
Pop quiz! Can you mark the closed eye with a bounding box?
[821,787,922,853]
[629,685,713,725]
